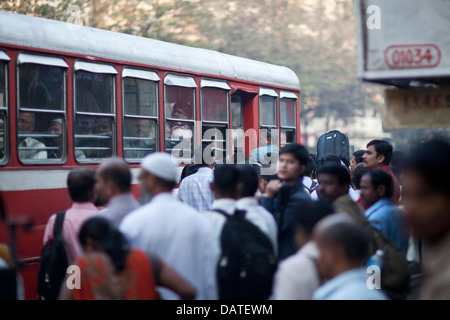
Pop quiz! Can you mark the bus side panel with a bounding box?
[2,188,71,226]
[0,188,71,300]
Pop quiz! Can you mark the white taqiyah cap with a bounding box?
[141,152,178,182]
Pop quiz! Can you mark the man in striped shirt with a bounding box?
[177,146,215,211]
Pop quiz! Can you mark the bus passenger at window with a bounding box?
[124,119,155,159]
[95,118,112,135]
[48,118,85,159]
[92,118,113,158]
[168,103,193,141]
[18,111,47,160]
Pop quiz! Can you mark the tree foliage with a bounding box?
[0,0,385,139]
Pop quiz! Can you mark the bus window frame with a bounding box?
[258,87,278,149]
[16,52,68,165]
[200,78,230,164]
[73,60,117,164]
[122,67,160,162]
[279,90,298,148]
[0,52,10,165]
[163,73,197,163]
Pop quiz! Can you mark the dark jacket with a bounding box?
[260,179,311,262]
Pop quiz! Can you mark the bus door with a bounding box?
[231,89,257,162]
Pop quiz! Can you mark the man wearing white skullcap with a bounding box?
[120,152,217,300]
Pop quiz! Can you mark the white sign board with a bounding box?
[356,0,450,84]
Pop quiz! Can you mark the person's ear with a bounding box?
[106,179,117,194]
[377,185,386,198]
[376,154,385,166]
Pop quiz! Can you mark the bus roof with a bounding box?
[0,11,300,90]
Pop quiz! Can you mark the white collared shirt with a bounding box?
[236,197,278,255]
[272,241,320,300]
[202,197,278,273]
[201,198,236,270]
[313,268,388,300]
[120,192,217,300]
[19,137,47,160]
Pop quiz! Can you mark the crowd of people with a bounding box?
[6,134,449,300]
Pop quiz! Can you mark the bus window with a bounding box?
[280,91,298,147]
[0,57,7,162]
[259,95,277,127]
[74,61,116,161]
[164,74,196,162]
[17,54,68,163]
[201,80,230,163]
[18,64,64,110]
[257,88,278,165]
[122,69,159,160]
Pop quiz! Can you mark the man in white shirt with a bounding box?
[272,201,334,300]
[235,165,278,254]
[201,165,241,268]
[202,164,276,300]
[120,152,216,300]
[18,112,47,160]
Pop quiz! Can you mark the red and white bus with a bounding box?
[0,11,301,299]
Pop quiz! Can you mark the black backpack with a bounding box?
[215,209,277,300]
[317,130,350,164]
[37,211,69,300]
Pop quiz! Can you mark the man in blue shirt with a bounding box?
[360,169,409,252]
[313,213,388,300]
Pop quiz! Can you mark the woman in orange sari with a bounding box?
[59,217,196,300]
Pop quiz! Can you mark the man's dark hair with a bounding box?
[99,159,132,193]
[237,165,259,198]
[180,164,199,182]
[79,217,130,272]
[279,143,309,166]
[353,150,365,164]
[321,220,369,263]
[67,168,96,202]
[318,153,342,171]
[317,162,351,186]
[364,169,393,199]
[367,140,393,165]
[213,165,240,198]
[295,200,334,235]
[304,154,317,178]
[402,138,450,195]
[339,156,350,169]
[320,153,341,165]
[351,163,368,190]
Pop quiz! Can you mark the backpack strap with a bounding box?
[53,211,66,239]
[214,209,246,219]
